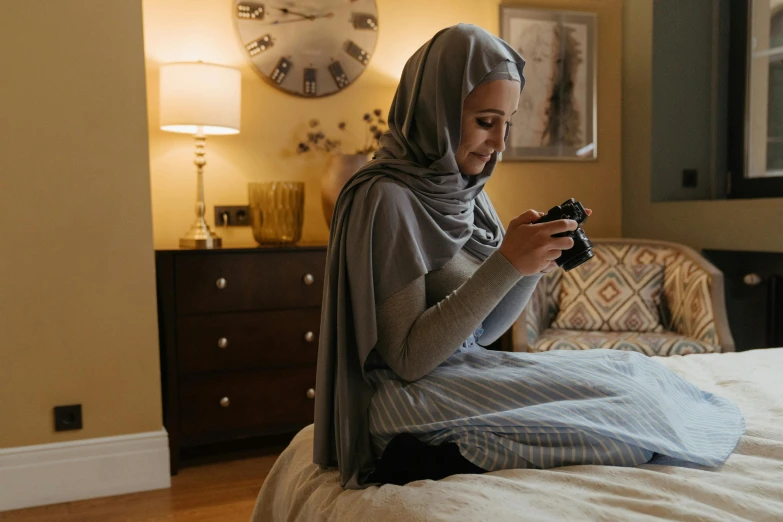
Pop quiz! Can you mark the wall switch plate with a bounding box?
[214,205,250,227]
[54,404,82,431]
[682,168,698,187]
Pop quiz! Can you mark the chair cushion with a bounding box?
[530,329,720,356]
[551,263,666,332]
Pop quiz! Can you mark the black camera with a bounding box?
[535,198,594,271]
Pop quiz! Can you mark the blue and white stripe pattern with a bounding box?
[366,328,744,472]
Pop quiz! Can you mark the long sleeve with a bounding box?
[373,250,525,382]
[475,273,543,346]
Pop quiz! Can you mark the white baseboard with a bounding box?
[0,429,171,512]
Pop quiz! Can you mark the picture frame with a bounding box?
[499,6,598,161]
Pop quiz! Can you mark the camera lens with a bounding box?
[557,228,594,271]
[562,250,594,271]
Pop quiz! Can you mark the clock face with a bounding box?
[234,1,379,98]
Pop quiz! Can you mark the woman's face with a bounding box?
[455,79,520,175]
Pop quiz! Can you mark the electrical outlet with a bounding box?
[54,404,82,432]
[682,169,698,188]
[214,205,251,227]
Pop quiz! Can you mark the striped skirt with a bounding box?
[366,330,744,472]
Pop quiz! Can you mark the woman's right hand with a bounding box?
[498,210,578,276]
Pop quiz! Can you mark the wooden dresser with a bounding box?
[155,243,327,474]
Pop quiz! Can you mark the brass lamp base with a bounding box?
[179,132,222,249]
[179,219,222,249]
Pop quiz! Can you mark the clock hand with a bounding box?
[303,12,333,20]
[261,12,335,25]
[270,6,315,20]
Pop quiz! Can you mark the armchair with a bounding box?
[511,238,735,356]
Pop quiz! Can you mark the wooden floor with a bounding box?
[0,451,280,522]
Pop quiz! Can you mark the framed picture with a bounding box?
[499,6,597,161]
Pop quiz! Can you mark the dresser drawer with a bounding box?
[179,367,316,436]
[177,308,321,374]
[174,251,326,314]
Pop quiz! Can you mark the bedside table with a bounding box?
[702,249,783,351]
[155,243,327,474]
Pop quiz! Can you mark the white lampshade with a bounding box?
[159,62,241,135]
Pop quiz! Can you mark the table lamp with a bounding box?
[159,62,241,249]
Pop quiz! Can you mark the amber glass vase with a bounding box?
[248,181,305,245]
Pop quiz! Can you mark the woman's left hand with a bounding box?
[538,208,592,274]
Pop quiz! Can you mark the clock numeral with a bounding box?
[271,57,292,84]
[303,68,317,96]
[345,41,370,65]
[328,61,350,89]
[352,13,378,31]
[246,34,274,56]
[237,2,265,20]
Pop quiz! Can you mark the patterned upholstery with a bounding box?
[662,256,720,346]
[521,241,728,356]
[552,262,666,332]
[532,329,719,356]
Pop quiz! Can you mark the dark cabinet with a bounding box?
[702,249,783,351]
[155,244,327,474]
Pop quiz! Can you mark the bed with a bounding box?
[252,349,783,521]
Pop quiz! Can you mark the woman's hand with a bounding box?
[499,208,592,276]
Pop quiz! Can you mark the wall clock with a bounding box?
[234,1,379,98]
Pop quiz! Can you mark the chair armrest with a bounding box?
[664,247,735,353]
[512,270,559,352]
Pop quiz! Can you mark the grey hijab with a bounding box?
[313,23,526,489]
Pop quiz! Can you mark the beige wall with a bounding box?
[623,0,783,252]
[0,0,622,449]
[490,0,623,239]
[144,0,623,248]
[0,1,162,448]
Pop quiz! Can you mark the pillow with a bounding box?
[551,263,666,332]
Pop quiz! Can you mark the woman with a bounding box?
[313,24,743,489]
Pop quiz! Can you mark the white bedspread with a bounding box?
[252,349,783,521]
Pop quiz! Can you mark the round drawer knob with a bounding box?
[220,397,230,408]
[306,388,316,400]
[304,331,315,343]
[216,277,227,289]
[217,337,229,349]
[303,273,314,286]
[743,273,763,286]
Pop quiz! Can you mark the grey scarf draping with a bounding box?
[313,23,526,489]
